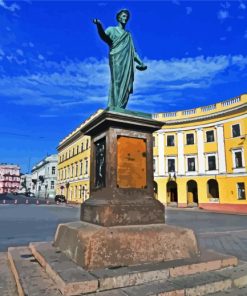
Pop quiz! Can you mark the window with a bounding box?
[52,166,55,175]
[86,139,89,150]
[71,165,74,177]
[77,146,79,154]
[208,156,216,171]
[80,161,83,175]
[186,133,194,145]
[232,124,240,137]
[73,148,75,156]
[235,151,243,168]
[187,157,196,172]
[237,183,245,200]
[51,181,54,189]
[75,163,78,177]
[81,143,84,151]
[206,130,215,142]
[167,135,175,146]
[68,166,70,177]
[168,159,175,172]
[85,159,88,174]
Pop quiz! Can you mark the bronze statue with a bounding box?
[93,9,147,109]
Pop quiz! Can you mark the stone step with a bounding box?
[213,286,247,295]
[8,246,62,296]
[30,241,238,295]
[84,264,247,295]
[0,252,18,296]
[29,242,98,296]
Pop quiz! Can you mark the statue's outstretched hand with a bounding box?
[93,19,101,25]
[136,64,147,71]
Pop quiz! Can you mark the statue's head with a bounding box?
[116,9,130,24]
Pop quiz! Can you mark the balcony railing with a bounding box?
[221,97,240,107]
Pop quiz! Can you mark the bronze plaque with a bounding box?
[117,136,147,188]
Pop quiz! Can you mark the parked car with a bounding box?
[25,192,35,198]
[55,195,66,202]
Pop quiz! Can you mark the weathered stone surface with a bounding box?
[7,246,62,296]
[54,221,199,270]
[30,242,98,295]
[216,262,247,288]
[0,252,18,296]
[79,111,165,227]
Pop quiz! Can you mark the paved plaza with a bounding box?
[0,204,246,262]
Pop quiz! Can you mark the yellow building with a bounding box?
[57,95,247,212]
[56,110,103,203]
[153,94,247,213]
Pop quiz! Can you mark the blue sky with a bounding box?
[0,0,247,173]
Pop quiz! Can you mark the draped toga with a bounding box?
[105,26,136,109]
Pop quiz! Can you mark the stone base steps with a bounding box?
[0,252,18,296]
[4,242,247,296]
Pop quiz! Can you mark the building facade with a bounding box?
[31,154,58,198]
[153,94,247,212]
[56,110,103,203]
[19,174,32,194]
[0,164,20,194]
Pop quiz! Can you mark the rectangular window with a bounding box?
[77,146,79,154]
[206,130,215,142]
[187,157,196,172]
[80,161,83,175]
[51,181,54,189]
[237,183,246,200]
[235,151,243,168]
[186,133,194,145]
[52,166,55,175]
[81,143,84,151]
[85,159,88,174]
[168,159,175,172]
[208,156,216,170]
[86,140,89,150]
[232,124,240,137]
[167,135,175,146]
[75,163,78,177]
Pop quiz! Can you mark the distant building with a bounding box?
[31,154,58,198]
[0,164,21,194]
[57,110,103,203]
[19,174,32,194]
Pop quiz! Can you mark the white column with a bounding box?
[177,131,185,175]
[158,132,165,176]
[216,125,226,173]
[196,128,205,174]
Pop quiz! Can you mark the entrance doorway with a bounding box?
[207,179,219,200]
[187,180,198,205]
[166,181,178,205]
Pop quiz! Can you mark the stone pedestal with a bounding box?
[54,110,199,270]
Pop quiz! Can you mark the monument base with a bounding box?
[54,221,199,270]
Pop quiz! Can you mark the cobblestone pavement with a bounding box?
[166,208,247,262]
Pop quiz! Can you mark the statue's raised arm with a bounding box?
[93,19,112,47]
[93,9,147,110]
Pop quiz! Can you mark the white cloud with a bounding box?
[0,55,246,112]
[218,10,229,20]
[186,7,192,15]
[0,0,20,12]
[239,1,246,10]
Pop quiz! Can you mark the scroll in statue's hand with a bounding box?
[136,64,147,71]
